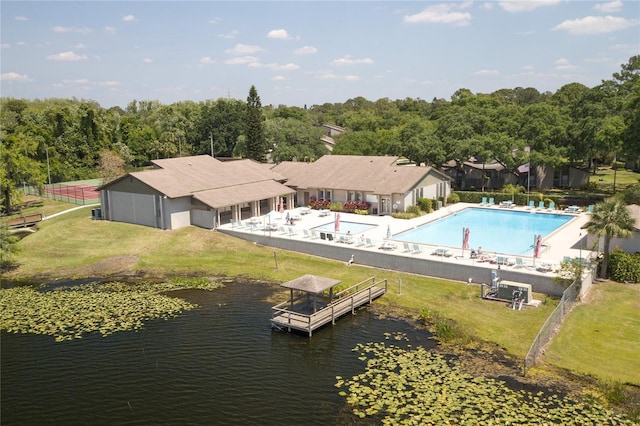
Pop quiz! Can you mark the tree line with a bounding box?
[1,56,638,213]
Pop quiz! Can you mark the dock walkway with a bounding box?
[271,277,387,336]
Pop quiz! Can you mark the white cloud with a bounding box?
[499,0,561,13]
[143,58,153,63]
[1,72,32,82]
[74,43,86,49]
[62,78,89,85]
[1,43,10,49]
[472,69,500,75]
[332,56,374,65]
[594,0,623,13]
[218,30,238,39]
[270,63,299,71]
[15,16,28,21]
[122,15,137,22]
[98,80,120,87]
[404,3,472,26]
[554,15,639,35]
[316,72,359,81]
[246,62,299,71]
[555,57,578,71]
[209,17,222,24]
[294,46,317,55]
[53,26,92,34]
[267,29,291,40]
[104,26,117,34]
[200,56,215,64]
[47,51,88,61]
[273,75,285,81]
[224,56,258,65]
[225,43,265,56]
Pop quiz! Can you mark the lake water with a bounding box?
[1,280,433,425]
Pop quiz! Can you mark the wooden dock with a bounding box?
[271,276,387,336]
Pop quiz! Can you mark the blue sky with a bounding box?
[1,1,639,108]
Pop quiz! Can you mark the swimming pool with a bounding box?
[392,208,575,255]
[312,221,377,234]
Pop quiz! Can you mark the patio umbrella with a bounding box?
[335,212,340,232]
[534,234,542,258]
[386,224,391,239]
[463,227,470,250]
[278,197,284,214]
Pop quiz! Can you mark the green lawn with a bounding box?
[590,167,640,194]
[545,282,640,385]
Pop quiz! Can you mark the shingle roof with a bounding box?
[280,274,342,293]
[193,180,289,208]
[272,155,449,194]
[112,155,291,200]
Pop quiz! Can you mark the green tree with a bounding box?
[244,85,267,162]
[584,198,634,278]
[265,117,326,162]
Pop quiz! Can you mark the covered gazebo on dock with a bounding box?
[280,274,341,314]
[271,275,388,336]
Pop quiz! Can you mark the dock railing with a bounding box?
[271,277,388,336]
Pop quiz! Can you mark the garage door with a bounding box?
[109,191,157,228]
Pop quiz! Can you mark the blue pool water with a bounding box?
[392,208,574,255]
[312,221,377,234]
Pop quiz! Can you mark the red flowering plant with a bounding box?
[343,201,370,213]
[309,198,331,210]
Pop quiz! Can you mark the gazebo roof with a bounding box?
[280,274,341,294]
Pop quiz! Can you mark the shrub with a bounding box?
[623,183,640,205]
[608,250,640,283]
[329,201,343,211]
[417,197,432,213]
[392,212,418,219]
[447,192,460,204]
[406,205,421,215]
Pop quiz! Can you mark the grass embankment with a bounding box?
[5,206,556,358]
[545,282,640,385]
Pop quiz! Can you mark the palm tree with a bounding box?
[502,183,524,203]
[583,198,634,278]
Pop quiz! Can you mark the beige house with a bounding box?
[271,155,451,215]
[99,155,294,230]
[598,204,640,254]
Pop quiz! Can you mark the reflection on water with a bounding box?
[1,281,433,425]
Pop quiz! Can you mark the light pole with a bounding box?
[45,146,52,185]
[579,232,582,262]
[210,132,214,157]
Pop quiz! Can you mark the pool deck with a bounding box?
[219,203,595,297]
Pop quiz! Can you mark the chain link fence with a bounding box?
[22,180,101,206]
[523,268,595,375]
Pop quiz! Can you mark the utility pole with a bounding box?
[45,146,52,185]
[210,132,214,158]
